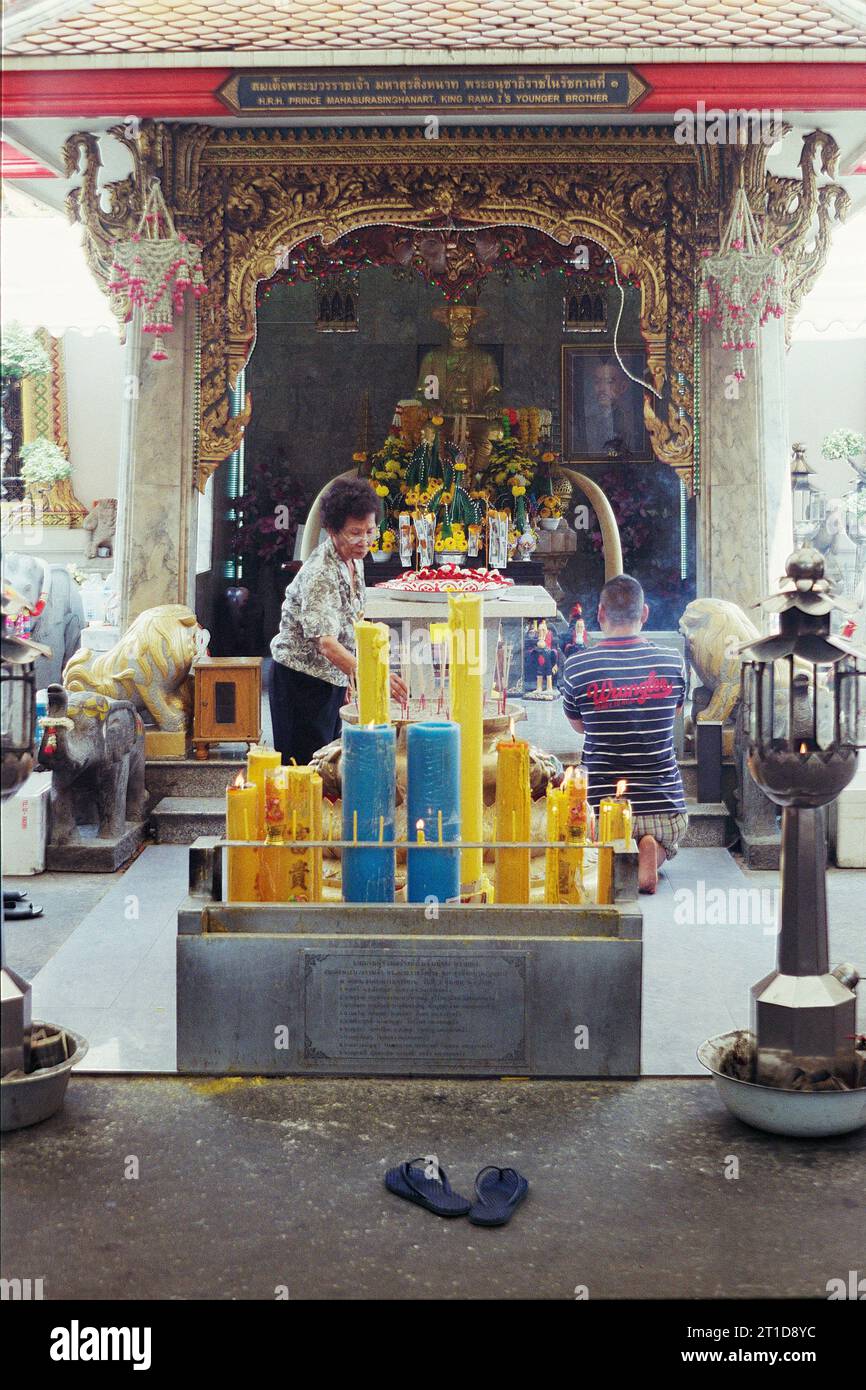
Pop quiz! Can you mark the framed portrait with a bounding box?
[561,345,652,462]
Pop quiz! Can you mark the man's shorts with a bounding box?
[632,811,689,859]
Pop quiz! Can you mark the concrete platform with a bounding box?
[2,1074,863,1301]
[177,901,643,1077]
[16,846,862,1078]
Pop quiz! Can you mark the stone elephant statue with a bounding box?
[37,684,146,845]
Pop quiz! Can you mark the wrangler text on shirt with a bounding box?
[562,636,687,814]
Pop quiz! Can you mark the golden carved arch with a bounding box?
[64,122,699,492]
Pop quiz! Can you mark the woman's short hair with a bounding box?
[320,477,381,534]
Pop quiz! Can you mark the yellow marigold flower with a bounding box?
[431,415,444,426]
[375,484,389,497]
[352,451,367,462]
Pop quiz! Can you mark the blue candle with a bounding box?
[406,720,461,905]
[342,722,396,902]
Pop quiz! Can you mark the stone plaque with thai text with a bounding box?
[302,949,527,1066]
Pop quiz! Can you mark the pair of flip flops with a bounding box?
[385,1159,528,1227]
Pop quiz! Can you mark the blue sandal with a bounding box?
[468,1166,529,1227]
[384,1158,471,1218]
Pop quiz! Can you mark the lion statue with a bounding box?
[678,598,760,726]
[82,497,118,559]
[63,603,201,732]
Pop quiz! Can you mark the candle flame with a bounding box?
[232,772,245,789]
[616,779,627,797]
[416,819,425,832]
[800,742,808,754]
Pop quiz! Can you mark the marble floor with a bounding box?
[10,843,862,1077]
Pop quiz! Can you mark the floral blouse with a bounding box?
[270,535,365,686]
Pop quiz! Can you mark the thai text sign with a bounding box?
[218,67,648,116]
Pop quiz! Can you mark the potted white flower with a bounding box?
[19,437,87,526]
[821,429,866,482]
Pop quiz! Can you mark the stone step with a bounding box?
[145,757,247,810]
[151,797,226,844]
[150,796,736,849]
[677,757,737,803]
[678,802,736,849]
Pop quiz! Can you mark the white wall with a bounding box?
[62,328,125,509]
[787,339,866,497]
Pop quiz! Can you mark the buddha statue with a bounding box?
[416,304,501,416]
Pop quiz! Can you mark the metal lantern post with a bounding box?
[739,548,866,1088]
[1,587,88,1128]
[790,443,824,548]
[1,588,44,1076]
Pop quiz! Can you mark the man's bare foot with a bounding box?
[638,835,660,894]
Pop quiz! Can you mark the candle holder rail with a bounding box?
[188,835,638,906]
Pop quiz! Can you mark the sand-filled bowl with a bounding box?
[698,1030,866,1138]
[1,1023,88,1132]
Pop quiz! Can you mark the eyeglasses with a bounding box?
[340,527,378,542]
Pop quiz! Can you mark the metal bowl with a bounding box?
[1,1023,88,1133]
[698,1030,866,1138]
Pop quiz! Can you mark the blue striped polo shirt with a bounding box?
[562,636,687,814]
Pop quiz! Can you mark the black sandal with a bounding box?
[384,1157,471,1218]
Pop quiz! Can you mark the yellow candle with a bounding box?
[285,765,317,902]
[449,594,484,886]
[354,620,391,725]
[226,775,260,902]
[260,766,290,901]
[494,735,531,904]
[246,744,281,839]
[559,768,587,904]
[598,779,632,845]
[416,819,426,845]
[260,765,323,903]
[596,846,614,905]
[437,809,443,845]
[310,772,323,900]
[544,786,563,903]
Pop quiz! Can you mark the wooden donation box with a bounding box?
[192,657,262,759]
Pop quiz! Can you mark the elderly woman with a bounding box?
[269,477,408,765]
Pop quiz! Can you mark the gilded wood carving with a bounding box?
[65,123,704,491]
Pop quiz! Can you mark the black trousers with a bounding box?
[268,660,345,766]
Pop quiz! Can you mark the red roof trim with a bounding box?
[0,140,57,178]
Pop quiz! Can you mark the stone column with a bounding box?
[698,316,793,618]
[116,306,199,631]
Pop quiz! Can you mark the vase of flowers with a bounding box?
[370,528,396,562]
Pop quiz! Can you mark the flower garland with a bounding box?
[108,178,207,362]
[698,180,785,382]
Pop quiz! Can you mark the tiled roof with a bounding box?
[5,0,866,55]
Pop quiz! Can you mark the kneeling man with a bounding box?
[562,574,688,893]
